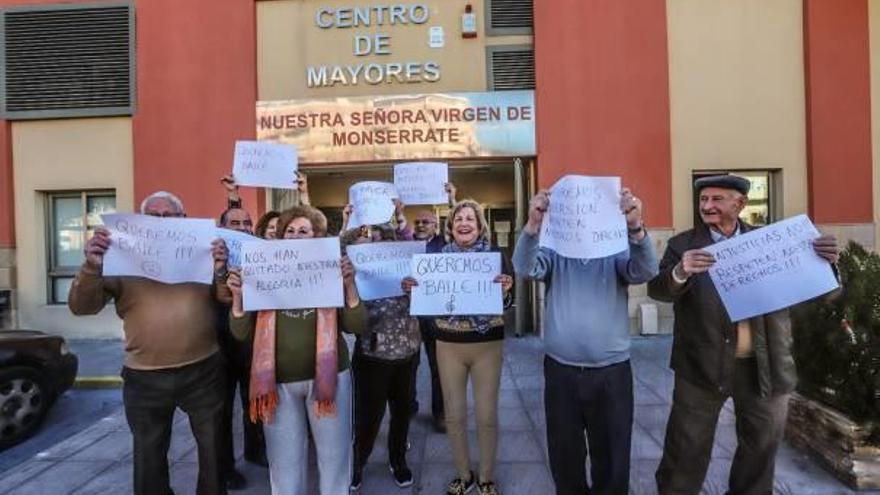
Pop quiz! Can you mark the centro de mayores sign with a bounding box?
[256,90,535,163]
[309,4,440,88]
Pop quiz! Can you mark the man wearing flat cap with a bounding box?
[649,174,840,494]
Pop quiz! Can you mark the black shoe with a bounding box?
[225,470,247,491]
[389,460,414,488]
[350,466,363,491]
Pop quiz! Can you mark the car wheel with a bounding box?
[0,367,48,449]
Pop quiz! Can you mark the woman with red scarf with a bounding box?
[226,205,366,495]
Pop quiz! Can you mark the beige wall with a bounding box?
[666,0,808,232]
[872,0,880,251]
[12,118,133,339]
[258,0,531,100]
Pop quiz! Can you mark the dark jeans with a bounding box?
[656,358,789,495]
[219,344,266,472]
[416,318,444,421]
[122,352,227,495]
[352,353,418,468]
[544,356,633,495]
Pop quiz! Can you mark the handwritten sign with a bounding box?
[394,162,448,205]
[232,141,298,189]
[241,237,344,311]
[410,252,502,315]
[102,214,215,284]
[539,175,627,259]
[348,241,426,300]
[215,228,258,269]
[347,181,398,228]
[705,215,839,322]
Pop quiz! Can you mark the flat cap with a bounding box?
[694,174,750,195]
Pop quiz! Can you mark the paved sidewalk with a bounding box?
[0,336,872,494]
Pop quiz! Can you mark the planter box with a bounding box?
[786,392,880,490]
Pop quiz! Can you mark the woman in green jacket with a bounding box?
[226,205,366,495]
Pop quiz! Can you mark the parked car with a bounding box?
[0,330,78,450]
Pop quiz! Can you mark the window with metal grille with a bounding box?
[487,46,535,91]
[46,190,116,304]
[0,2,134,120]
[486,0,533,35]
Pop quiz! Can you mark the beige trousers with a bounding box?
[436,339,503,483]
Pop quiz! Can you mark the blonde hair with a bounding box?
[445,199,490,244]
[277,205,328,238]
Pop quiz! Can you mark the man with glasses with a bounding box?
[69,191,229,495]
[215,201,265,489]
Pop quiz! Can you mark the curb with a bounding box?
[73,376,122,389]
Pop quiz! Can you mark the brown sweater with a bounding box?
[68,264,220,370]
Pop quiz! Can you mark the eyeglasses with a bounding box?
[145,212,184,218]
[414,220,435,225]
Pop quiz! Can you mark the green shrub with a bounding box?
[791,241,879,443]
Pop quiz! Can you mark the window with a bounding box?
[1,2,135,119]
[486,0,533,36]
[692,171,778,228]
[47,191,116,304]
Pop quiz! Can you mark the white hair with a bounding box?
[140,191,185,214]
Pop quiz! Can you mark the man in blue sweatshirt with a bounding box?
[513,186,658,495]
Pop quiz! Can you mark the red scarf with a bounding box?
[249,308,339,423]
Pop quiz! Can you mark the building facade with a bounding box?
[0,0,876,338]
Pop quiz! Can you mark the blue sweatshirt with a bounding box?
[513,231,659,367]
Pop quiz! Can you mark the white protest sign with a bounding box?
[394,162,449,205]
[410,252,502,316]
[348,241,426,301]
[102,214,215,284]
[241,237,344,311]
[705,215,839,322]
[347,181,398,228]
[539,175,628,259]
[216,228,258,269]
[232,140,298,189]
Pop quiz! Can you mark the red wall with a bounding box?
[533,0,673,228]
[804,0,874,224]
[0,122,12,248]
[133,0,259,220]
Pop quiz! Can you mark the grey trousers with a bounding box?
[656,359,789,495]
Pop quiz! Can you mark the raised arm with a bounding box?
[221,174,242,209]
[68,228,115,315]
[512,190,553,281]
[615,188,658,284]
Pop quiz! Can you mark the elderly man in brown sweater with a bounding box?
[69,191,229,495]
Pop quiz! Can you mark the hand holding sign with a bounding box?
[232,141,298,189]
[394,162,449,205]
[84,227,111,270]
[539,175,628,259]
[524,189,550,234]
[215,228,259,269]
[347,181,398,228]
